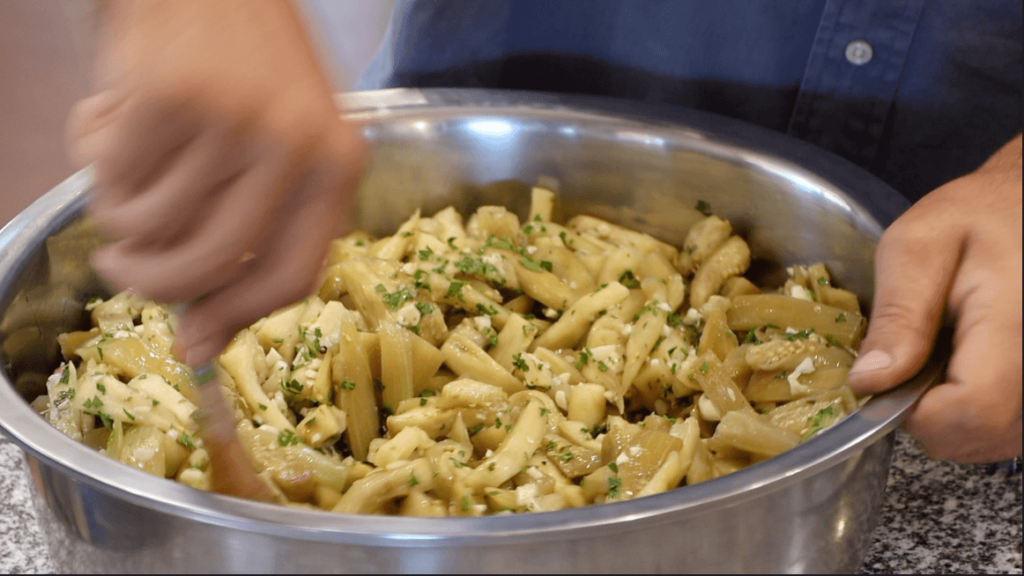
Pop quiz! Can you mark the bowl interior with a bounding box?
[0,88,920,537]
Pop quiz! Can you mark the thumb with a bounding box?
[847,212,962,394]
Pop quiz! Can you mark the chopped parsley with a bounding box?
[607,476,622,499]
[454,254,480,274]
[476,303,498,316]
[380,285,414,311]
[54,389,75,404]
[802,406,838,441]
[82,395,104,409]
[412,270,431,291]
[282,379,304,395]
[519,257,545,272]
[633,300,662,320]
[446,280,467,301]
[179,432,196,449]
[96,412,113,430]
[484,235,516,252]
[512,353,530,372]
[574,348,591,370]
[784,329,815,341]
[618,269,640,288]
[277,429,300,447]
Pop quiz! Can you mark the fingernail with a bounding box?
[850,350,893,374]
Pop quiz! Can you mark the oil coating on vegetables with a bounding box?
[34,186,870,515]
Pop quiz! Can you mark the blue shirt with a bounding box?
[359,0,1022,202]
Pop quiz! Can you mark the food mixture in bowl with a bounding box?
[32,186,868,516]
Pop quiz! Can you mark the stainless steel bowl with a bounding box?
[0,88,946,574]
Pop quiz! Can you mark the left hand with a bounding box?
[847,134,1022,464]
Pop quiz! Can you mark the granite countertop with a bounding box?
[1,429,1021,574]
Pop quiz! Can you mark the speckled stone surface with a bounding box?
[861,431,1022,574]
[0,439,53,574]
[1,429,1020,574]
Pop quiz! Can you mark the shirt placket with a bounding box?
[787,0,926,168]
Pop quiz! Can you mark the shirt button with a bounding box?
[845,40,874,65]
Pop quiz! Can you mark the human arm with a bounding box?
[848,134,1022,463]
[65,0,368,365]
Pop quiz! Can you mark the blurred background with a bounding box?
[0,0,393,226]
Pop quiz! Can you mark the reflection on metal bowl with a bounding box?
[0,89,947,574]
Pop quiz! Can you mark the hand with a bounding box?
[848,134,1022,463]
[66,0,368,365]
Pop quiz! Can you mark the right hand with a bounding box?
[66,0,368,365]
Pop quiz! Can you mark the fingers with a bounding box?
[847,202,963,394]
[91,154,293,302]
[72,91,200,209]
[88,126,248,243]
[906,310,1022,462]
[176,147,362,365]
[88,103,351,300]
[906,338,1022,463]
[903,219,1023,463]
